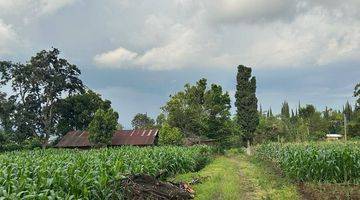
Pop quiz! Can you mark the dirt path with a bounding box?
[174,154,301,200]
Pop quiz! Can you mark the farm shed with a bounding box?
[55,129,159,148]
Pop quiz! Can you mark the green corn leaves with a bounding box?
[256,142,360,184]
[0,146,212,199]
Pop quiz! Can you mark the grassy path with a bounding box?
[173,154,301,200]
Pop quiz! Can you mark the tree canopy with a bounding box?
[161,78,235,147]
[131,113,155,129]
[0,48,84,145]
[56,90,112,136]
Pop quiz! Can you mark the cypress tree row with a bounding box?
[235,65,259,143]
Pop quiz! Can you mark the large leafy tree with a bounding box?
[162,79,207,136]
[0,48,84,145]
[131,113,155,129]
[235,65,259,143]
[204,84,231,141]
[56,90,111,136]
[162,78,233,145]
[88,108,119,147]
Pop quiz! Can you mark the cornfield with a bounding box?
[0,145,212,199]
[256,142,360,184]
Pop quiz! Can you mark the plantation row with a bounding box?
[0,146,212,199]
[256,142,360,184]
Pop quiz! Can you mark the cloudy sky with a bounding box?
[0,0,359,128]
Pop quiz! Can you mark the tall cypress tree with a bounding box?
[281,101,290,119]
[269,107,273,117]
[259,104,263,116]
[324,106,330,119]
[235,65,259,143]
[355,83,360,111]
[343,101,353,121]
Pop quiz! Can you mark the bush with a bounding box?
[158,123,184,146]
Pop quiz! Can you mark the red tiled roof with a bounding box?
[55,129,158,147]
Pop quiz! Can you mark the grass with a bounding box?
[173,153,301,200]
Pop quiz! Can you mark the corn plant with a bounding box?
[256,142,360,184]
[0,145,212,199]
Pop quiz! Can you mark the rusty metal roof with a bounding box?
[55,129,158,148]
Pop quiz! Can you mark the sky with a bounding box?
[0,0,359,128]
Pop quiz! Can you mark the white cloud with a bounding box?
[94,47,138,67]
[95,14,210,70]
[94,2,360,71]
[135,24,201,70]
[233,7,360,68]
[38,0,78,16]
[0,20,17,55]
[0,0,78,19]
[206,0,296,24]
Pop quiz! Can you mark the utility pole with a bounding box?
[344,114,347,141]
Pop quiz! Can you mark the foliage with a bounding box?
[0,92,15,134]
[355,83,360,110]
[235,65,259,143]
[156,113,166,126]
[281,101,290,119]
[254,103,351,144]
[131,113,155,129]
[0,130,6,145]
[0,146,212,199]
[162,78,234,147]
[203,84,231,141]
[162,79,207,137]
[254,115,288,144]
[256,142,360,183]
[56,90,112,136]
[0,48,84,145]
[348,111,360,137]
[158,123,184,146]
[88,108,119,146]
[343,101,353,121]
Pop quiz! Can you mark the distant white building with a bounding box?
[326,134,342,141]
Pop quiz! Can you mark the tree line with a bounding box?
[131,65,259,148]
[0,48,359,150]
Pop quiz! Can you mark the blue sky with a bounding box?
[0,0,359,128]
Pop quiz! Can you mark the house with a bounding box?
[55,129,159,148]
[325,134,342,141]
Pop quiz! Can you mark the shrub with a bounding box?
[158,123,184,146]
